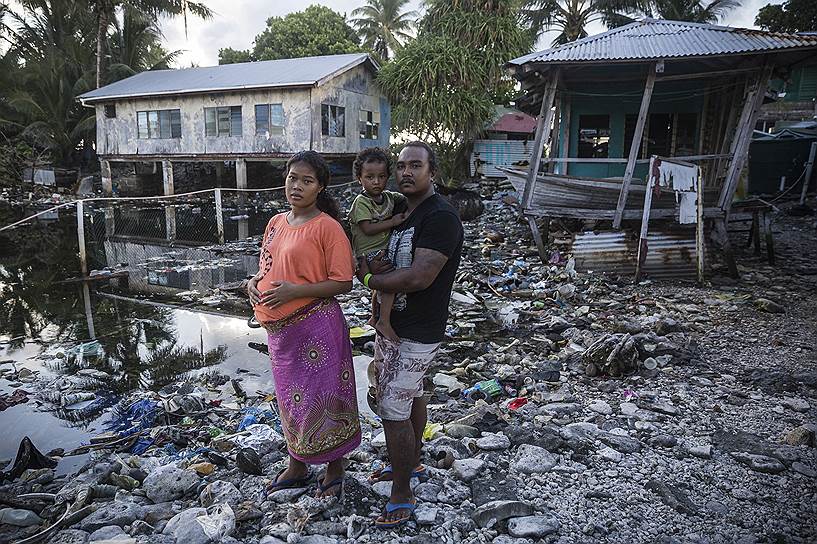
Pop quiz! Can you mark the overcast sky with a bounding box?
[159,0,783,68]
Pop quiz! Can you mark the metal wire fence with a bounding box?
[1,183,356,304]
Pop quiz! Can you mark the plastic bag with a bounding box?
[195,503,235,540]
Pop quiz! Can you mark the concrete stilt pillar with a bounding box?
[165,206,177,242]
[101,160,113,195]
[162,160,174,196]
[236,158,247,190]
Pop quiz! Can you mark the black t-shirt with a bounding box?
[386,193,464,343]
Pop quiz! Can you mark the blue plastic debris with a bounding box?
[105,399,158,437]
[237,406,276,432]
[130,437,155,455]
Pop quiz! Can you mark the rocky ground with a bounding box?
[0,188,815,544]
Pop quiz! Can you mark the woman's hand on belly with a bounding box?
[261,281,301,309]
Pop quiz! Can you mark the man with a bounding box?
[356,141,464,528]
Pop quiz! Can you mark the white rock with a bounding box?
[588,400,612,415]
[599,447,623,463]
[452,458,486,482]
[507,515,560,538]
[476,432,511,451]
[512,444,556,474]
[372,480,392,498]
[143,465,199,503]
[414,504,439,525]
[371,432,387,448]
[620,402,638,415]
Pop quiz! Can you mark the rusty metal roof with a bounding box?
[567,230,700,279]
[510,19,817,66]
[79,53,377,103]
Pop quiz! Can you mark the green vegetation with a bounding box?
[378,0,532,182]
[755,0,817,33]
[350,0,418,62]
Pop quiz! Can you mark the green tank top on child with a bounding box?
[348,190,406,257]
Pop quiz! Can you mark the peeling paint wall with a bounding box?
[95,65,390,157]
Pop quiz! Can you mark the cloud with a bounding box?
[159,0,423,67]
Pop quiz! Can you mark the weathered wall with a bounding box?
[95,65,390,157]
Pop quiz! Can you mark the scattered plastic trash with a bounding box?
[0,389,29,411]
[196,503,236,540]
[463,379,503,402]
[507,397,529,411]
[105,399,158,437]
[231,424,284,454]
[423,422,442,441]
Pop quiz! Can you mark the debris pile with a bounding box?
[0,191,815,544]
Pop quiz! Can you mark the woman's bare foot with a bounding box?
[268,456,309,491]
[367,315,377,328]
[375,319,400,344]
[316,459,345,498]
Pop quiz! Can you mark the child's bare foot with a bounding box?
[375,319,400,344]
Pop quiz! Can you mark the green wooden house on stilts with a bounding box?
[505,19,817,280]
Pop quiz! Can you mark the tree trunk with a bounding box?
[96,3,110,89]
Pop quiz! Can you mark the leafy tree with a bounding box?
[755,0,817,33]
[597,0,740,29]
[378,0,532,181]
[523,0,602,45]
[252,5,361,61]
[218,47,255,65]
[350,0,417,61]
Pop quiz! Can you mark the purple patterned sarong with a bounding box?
[265,298,361,464]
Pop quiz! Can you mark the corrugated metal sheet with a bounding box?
[567,230,701,279]
[470,139,534,178]
[509,19,817,66]
[79,53,375,102]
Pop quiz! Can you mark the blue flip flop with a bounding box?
[316,475,344,499]
[268,468,313,492]
[375,498,417,529]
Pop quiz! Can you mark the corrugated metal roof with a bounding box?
[471,140,535,177]
[510,19,817,66]
[567,230,701,279]
[79,53,376,103]
[489,111,538,134]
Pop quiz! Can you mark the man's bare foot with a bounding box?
[315,459,345,498]
[375,319,400,344]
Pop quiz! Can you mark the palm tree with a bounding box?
[523,0,602,46]
[2,0,97,163]
[597,0,740,28]
[350,0,417,61]
[91,0,213,88]
[107,6,182,82]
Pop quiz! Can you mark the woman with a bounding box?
[248,150,360,498]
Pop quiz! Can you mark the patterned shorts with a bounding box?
[372,334,440,421]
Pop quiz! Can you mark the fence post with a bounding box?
[215,188,225,244]
[76,200,88,277]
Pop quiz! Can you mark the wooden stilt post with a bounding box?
[763,212,775,265]
[635,156,658,282]
[713,219,739,279]
[100,160,112,196]
[558,96,571,176]
[162,160,174,196]
[76,200,87,277]
[215,188,225,244]
[522,70,559,263]
[547,92,561,173]
[719,65,773,214]
[614,64,657,229]
[522,71,559,211]
[799,141,816,205]
[696,165,705,285]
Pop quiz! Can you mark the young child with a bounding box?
[348,147,406,344]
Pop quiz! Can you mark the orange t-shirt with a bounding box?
[254,212,354,324]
